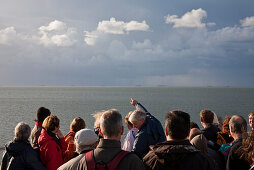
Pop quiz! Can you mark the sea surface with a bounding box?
[0,86,254,149]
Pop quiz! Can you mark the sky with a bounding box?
[0,0,254,86]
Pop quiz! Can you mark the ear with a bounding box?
[99,128,104,137]
[200,117,203,123]
[121,126,124,135]
[165,126,168,136]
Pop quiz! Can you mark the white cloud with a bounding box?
[97,18,126,34]
[165,8,208,28]
[0,27,17,45]
[84,17,149,45]
[125,20,149,31]
[84,31,99,46]
[39,20,77,47]
[39,20,67,32]
[241,16,254,27]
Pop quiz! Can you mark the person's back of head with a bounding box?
[74,129,98,154]
[165,110,190,140]
[37,107,51,122]
[42,115,59,132]
[190,121,200,129]
[100,109,123,139]
[229,115,247,137]
[70,117,86,133]
[200,109,214,124]
[189,128,202,141]
[14,122,31,142]
[222,116,231,134]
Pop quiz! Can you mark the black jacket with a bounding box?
[143,140,216,170]
[1,140,46,170]
[226,137,250,170]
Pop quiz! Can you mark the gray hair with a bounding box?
[100,109,122,138]
[14,122,31,142]
[75,144,96,154]
[229,115,247,134]
[129,110,146,122]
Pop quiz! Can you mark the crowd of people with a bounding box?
[1,98,254,170]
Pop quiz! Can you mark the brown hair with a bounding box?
[165,110,190,140]
[42,115,60,132]
[236,132,254,164]
[249,111,254,117]
[222,116,231,134]
[200,109,214,124]
[70,117,86,132]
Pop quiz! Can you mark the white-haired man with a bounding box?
[129,98,166,158]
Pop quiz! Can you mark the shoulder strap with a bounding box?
[107,150,130,170]
[85,150,95,170]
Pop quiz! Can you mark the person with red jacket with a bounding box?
[38,115,67,170]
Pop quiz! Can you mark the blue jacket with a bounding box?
[132,103,166,158]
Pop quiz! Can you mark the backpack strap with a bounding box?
[85,150,95,170]
[107,150,130,170]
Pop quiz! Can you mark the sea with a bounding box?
[0,86,254,150]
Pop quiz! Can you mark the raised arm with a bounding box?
[130,98,150,115]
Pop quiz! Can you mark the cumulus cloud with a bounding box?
[241,16,254,27]
[39,20,77,47]
[0,27,17,45]
[165,8,209,28]
[84,17,149,45]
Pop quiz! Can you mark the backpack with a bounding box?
[85,150,130,170]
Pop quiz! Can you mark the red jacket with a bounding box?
[38,129,67,170]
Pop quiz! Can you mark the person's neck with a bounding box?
[103,136,121,141]
[201,122,211,128]
[166,136,187,142]
[232,133,242,140]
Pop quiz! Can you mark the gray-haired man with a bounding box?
[77,109,145,170]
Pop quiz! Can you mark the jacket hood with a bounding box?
[149,140,199,167]
[38,128,55,146]
[5,141,30,157]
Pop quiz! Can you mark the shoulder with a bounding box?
[118,152,145,170]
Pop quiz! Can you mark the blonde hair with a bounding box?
[124,111,133,126]
[42,115,59,132]
[92,111,104,128]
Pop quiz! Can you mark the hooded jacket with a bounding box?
[143,140,216,170]
[1,140,46,170]
[132,103,166,158]
[38,129,67,170]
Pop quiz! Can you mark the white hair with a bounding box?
[129,110,146,122]
[14,122,31,142]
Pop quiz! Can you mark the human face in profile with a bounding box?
[249,115,254,131]
[131,119,144,130]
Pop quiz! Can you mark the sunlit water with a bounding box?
[0,86,253,152]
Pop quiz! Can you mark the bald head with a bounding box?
[229,115,247,135]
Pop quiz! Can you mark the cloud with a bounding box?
[165,8,209,28]
[241,16,254,27]
[39,20,77,47]
[39,20,67,32]
[0,27,17,45]
[84,17,149,45]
